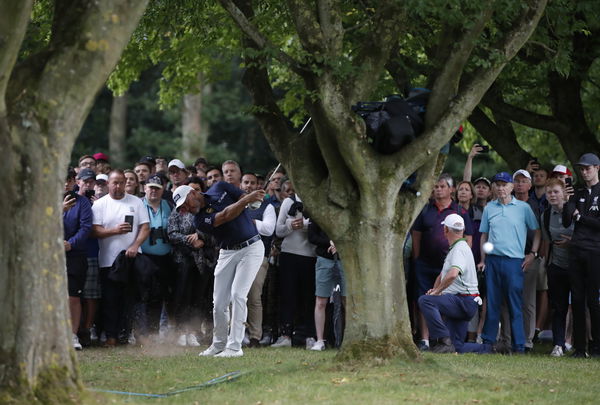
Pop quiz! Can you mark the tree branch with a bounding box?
[286,0,326,55]
[317,0,344,55]
[349,2,405,100]
[469,107,532,170]
[0,0,33,115]
[219,0,305,75]
[427,1,494,124]
[8,0,148,145]
[483,94,568,134]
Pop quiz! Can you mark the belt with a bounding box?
[458,293,480,297]
[221,234,261,251]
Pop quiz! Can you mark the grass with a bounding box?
[78,343,600,404]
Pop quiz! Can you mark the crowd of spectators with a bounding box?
[411,146,600,357]
[63,153,343,353]
[63,148,600,358]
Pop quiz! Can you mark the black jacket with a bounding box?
[563,182,600,251]
[308,222,336,260]
[109,251,159,301]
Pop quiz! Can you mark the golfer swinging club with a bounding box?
[179,178,265,358]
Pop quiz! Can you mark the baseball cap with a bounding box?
[139,156,156,166]
[93,152,109,162]
[168,159,186,170]
[146,175,163,189]
[473,177,491,187]
[576,153,600,166]
[172,185,193,209]
[441,213,465,231]
[552,165,572,176]
[76,168,96,181]
[512,169,531,180]
[491,172,513,183]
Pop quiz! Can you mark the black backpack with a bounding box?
[351,89,429,155]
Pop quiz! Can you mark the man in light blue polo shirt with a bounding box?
[478,172,541,353]
[139,175,173,341]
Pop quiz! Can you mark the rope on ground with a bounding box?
[88,371,243,398]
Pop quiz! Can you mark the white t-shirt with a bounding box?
[92,194,149,268]
[441,239,479,295]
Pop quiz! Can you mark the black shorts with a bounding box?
[66,255,88,297]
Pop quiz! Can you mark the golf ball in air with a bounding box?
[483,242,494,254]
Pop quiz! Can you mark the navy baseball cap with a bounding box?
[77,168,96,181]
[492,172,513,183]
[576,153,600,166]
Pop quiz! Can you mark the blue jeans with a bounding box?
[481,255,525,352]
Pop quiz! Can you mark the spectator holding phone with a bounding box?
[76,168,101,347]
[92,170,149,347]
[63,167,93,350]
[551,165,575,197]
[463,143,489,182]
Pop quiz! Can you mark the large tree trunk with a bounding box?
[338,222,417,358]
[0,1,148,402]
[109,92,128,167]
[182,73,210,162]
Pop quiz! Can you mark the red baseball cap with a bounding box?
[93,152,109,162]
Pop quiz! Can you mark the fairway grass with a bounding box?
[79,343,600,404]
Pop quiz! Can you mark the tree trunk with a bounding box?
[0,0,148,401]
[336,220,418,359]
[182,74,210,162]
[0,126,79,402]
[109,92,128,167]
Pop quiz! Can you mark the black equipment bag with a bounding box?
[352,89,429,155]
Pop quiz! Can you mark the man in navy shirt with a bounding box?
[63,168,93,350]
[411,173,473,350]
[184,180,265,358]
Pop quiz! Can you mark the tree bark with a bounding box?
[0,1,148,402]
[182,74,211,162]
[109,92,128,167]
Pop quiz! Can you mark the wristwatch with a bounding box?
[530,251,538,258]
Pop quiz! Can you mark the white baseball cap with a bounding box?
[552,165,572,176]
[441,213,465,231]
[168,159,186,170]
[512,169,531,180]
[172,185,194,209]
[96,174,108,182]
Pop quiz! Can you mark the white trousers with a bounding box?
[212,240,264,351]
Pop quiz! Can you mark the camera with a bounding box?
[149,227,168,245]
[288,201,304,217]
[85,189,95,199]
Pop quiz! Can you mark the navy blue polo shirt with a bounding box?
[412,200,474,268]
[195,181,258,248]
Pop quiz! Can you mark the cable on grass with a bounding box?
[88,370,243,398]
